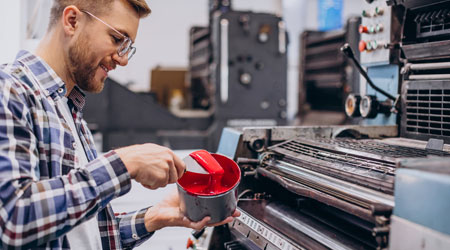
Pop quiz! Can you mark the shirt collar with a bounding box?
[16,50,66,97]
[68,86,86,112]
[15,50,86,111]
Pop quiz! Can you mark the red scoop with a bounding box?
[189,150,224,176]
[182,150,225,194]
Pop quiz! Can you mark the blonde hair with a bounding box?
[49,0,151,27]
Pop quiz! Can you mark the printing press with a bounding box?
[191,1,450,249]
[83,1,287,152]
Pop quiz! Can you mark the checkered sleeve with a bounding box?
[0,77,131,248]
[116,207,154,249]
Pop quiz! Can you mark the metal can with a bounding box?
[177,153,241,224]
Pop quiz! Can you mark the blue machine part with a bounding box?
[394,168,450,235]
[318,0,343,31]
[217,127,242,159]
[362,64,399,126]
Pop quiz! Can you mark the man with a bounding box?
[0,0,239,249]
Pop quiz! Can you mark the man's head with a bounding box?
[48,0,150,93]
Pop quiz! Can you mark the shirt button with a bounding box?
[132,234,139,240]
[57,88,64,94]
[72,142,77,149]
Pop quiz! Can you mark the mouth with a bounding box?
[100,64,109,73]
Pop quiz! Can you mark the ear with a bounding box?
[62,5,82,36]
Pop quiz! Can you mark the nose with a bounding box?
[112,52,129,66]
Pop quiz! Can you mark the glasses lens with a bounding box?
[118,38,132,56]
[128,47,136,60]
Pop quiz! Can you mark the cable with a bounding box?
[340,43,396,101]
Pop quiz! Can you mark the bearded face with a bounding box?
[67,33,106,93]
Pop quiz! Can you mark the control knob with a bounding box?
[359,95,392,119]
[359,25,369,34]
[375,24,384,33]
[362,10,372,18]
[240,72,252,85]
[359,40,367,52]
[360,95,378,118]
[375,7,384,16]
[345,94,362,117]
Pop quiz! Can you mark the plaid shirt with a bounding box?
[0,51,153,249]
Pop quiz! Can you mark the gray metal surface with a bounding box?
[267,137,450,195]
[211,11,287,123]
[241,125,398,142]
[233,199,375,250]
[220,18,229,104]
[178,184,239,224]
[400,80,450,144]
[394,166,450,235]
[402,40,450,61]
[360,2,403,65]
[263,160,394,208]
[265,204,354,250]
[231,208,304,250]
[216,125,411,249]
[299,16,361,114]
[389,215,450,250]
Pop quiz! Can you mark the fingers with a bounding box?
[172,152,186,179]
[142,184,155,190]
[188,216,211,230]
[206,216,234,227]
[120,143,187,189]
[167,159,178,184]
[185,213,238,230]
[166,150,185,184]
[200,210,240,228]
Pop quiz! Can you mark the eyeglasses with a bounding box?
[81,10,136,60]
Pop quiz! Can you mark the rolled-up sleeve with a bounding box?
[116,207,154,249]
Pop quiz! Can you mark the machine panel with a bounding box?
[199,1,450,250]
[211,11,288,124]
[359,0,403,65]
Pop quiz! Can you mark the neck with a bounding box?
[35,28,75,95]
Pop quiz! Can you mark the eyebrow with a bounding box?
[82,11,134,43]
[115,28,133,43]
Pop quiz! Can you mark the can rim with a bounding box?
[177,153,241,196]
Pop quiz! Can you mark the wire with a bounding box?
[341,43,396,101]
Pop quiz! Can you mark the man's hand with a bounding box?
[144,190,241,232]
[114,144,185,189]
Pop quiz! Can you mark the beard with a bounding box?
[67,34,105,93]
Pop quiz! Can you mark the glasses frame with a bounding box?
[81,10,136,60]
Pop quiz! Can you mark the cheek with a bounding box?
[92,45,116,64]
[86,38,109,56]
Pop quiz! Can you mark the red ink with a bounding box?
[189,150,224,193]
[178,153,240,196]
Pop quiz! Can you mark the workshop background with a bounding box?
[0,0,364,122]
[0,0,420,250]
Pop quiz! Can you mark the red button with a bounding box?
[359,25,369,34]
[186,238,195,249]
[359,40,367,52]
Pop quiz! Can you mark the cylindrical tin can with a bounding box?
[177,153,241,224]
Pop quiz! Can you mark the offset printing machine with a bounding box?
[190,0,450,249]
[83,0,287,152]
